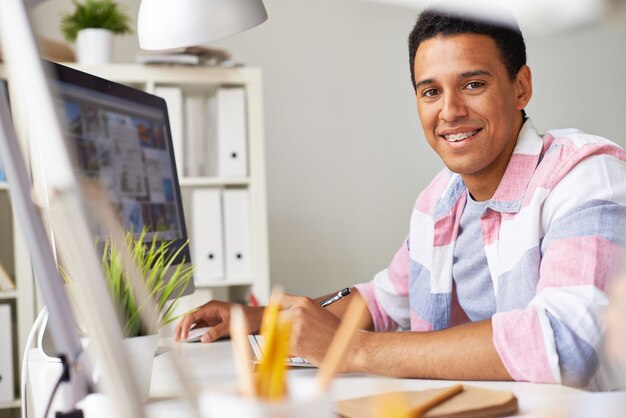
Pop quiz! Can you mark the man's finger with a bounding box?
[178,313,202,340]
[201,321,229,343]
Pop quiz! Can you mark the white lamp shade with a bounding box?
[138,0,268,50]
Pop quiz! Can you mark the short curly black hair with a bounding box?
[408,7,526,91]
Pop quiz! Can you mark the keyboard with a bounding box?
[247,334,315,368]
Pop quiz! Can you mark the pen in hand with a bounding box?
[319,287,351,308]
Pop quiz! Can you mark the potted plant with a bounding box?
[61,0,133,65]
[101,227,194,338]
[63,227,194,401]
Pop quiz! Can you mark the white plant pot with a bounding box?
[76,28,113,65]
[123,333,159,402]
[90,333,159,403]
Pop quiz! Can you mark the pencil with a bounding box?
[316,294,368,394]
[257,299,280,398]
[267,316,290,399]
[256,289,290,400]
[230,305,256,397]
[410,384,464,417]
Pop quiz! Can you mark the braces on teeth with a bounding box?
[445,130,477,142]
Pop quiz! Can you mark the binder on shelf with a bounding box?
[223,189,251,278]
[204,91,219,177]
[216,88,248,177]
[154,87,184,177]
[184,93,206,177]
[0,304,14,402]
[190,188,225,283]
[0,262,14,290]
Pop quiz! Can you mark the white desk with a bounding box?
[28,339,625,417]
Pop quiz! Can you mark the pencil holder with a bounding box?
[198,389,334,418]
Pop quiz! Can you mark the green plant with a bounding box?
[61,0,133,42]
[99,227,194,338]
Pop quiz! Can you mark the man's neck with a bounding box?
[463,174,503,202]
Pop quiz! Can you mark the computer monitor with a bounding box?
[49,62,194,297]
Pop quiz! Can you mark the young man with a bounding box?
[176,7,626,390]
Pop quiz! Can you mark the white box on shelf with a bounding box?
[190,188,225,283]
[223,189,251,278]
[154,86,184,177]
[0,304,14,402]
[216,88,248,177]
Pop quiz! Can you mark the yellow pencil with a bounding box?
[256,289,289,400]
[267,316,290,400]
[257,302,278,398]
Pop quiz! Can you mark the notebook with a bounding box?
[248,334,315,368]
[335,385,518,418]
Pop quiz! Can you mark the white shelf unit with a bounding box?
[0,63,271,411]
[0,65,37,415]
[60,63,271,309]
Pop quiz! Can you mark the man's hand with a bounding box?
[279,294,344,366]
[174,300,263,343]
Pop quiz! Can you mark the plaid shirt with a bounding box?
[356,120,626,389]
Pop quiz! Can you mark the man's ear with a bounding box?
[515,65,532,110]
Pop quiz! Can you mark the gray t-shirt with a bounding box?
[451,194,496,321]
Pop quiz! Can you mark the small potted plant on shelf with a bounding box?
[64,227,194,401]
[60,0,133,65]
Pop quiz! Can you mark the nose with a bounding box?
[440,91,468,122]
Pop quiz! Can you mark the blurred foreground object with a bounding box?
[364,0,626,36]
[0,36,75,62]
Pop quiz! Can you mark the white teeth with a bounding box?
[444,130,478,142]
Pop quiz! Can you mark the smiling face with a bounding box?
[413,33,532,200]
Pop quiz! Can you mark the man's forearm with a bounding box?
[348,319,512,380]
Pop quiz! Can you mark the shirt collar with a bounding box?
[489,119,543,213]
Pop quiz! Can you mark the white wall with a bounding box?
[29,0,626,297]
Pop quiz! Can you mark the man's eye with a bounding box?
[422,88,439,97]
[466,81,484,90]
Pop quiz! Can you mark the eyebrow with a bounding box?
[414,69,493,90]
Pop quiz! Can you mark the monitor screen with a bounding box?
[49,62,193,291]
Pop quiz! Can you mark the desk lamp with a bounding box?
[138,0,268,50]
